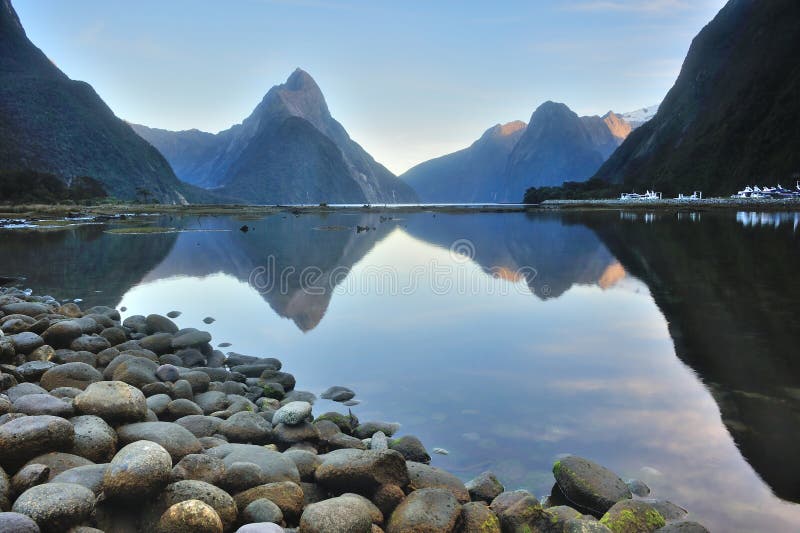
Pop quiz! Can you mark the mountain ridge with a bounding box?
[592,0,800,195]
[0,0,204,203]
[401,102,633,203]
[133,68,417,205]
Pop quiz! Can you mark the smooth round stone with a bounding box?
[12,394,73,417]
[320,386,355,402]
[12,482,95,531]
[461,502,501,532]
[280,390,316,405]
[553,456,632,515]
[218,461,268,493]
[242,498,283,525]
[272,422,320,447]
[386,488,460,533]
[158,480,237,531]
[21,452,94,480]
[314,449,409,494]
[41,321,83,349]
[220,411,272,443]
[158,499,223,533]
[171,330,212,350]
[272,401,312,426]
[599,500,665,532]
[465,471,505,503]
[139,333,174,354]
[16,361,56,382]
[11,463,51,495]
[0,415,74,470]
[626,478,651,497]
[639,499,688,521]
[282,449,321,482]
[73,381,147,423]
[146,314,179,335]
[111,357,159,388]
[233,481,304,522]
[171,454,225,485]
[166,311,182,319]
[104,441,172,500]
[5,383,47,403]
[193,391,229,414]
[156,364,181,382]
[300,494,373,533]
[235,524,284,533]
[353,421,400,439]
[655,521,710,532]
[116,421,203,461]
[407,461,469,503]
[49,387,83,399]
[51,464,108,495]
[69,335,111,354]
[166,399,204,419]
[146,394,172,416]
[69,415,117,463]
[1,302,50,318]
[0,512,41,533]
[9,333,45,354]
[175,415,223,438]
[389,435,430,464]
[99,327,127,346]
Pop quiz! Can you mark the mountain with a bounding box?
[400,121,526,203]
[133,69,418,205]
[0,0,197,203]
[401,103,632,203]
[593,0,800,196]
[503,102,609,201]
[619,104,660,128]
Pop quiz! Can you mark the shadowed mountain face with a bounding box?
[586,211,800,502]
[593,0,800,195]
[401,122,527,203]
[133,70,418,205]
[503,102,606,201]
[0,0,199,203]
[401,103,632,203]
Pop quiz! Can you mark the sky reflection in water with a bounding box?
[4,210,800,531]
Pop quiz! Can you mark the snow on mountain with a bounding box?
[620,104,660,127]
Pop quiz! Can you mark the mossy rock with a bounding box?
[599,500,665,533]
[553,456,632,515]
[314,411,358,434]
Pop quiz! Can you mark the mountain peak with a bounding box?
[285,67,319,92]
[482,120,526,141]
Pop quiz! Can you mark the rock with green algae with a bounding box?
[461,501,501,533]
[553,456,632,515]
[599,500,665,533]
[489,489,563,532]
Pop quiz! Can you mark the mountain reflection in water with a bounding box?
[2,209,799,531]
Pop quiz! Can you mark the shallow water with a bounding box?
[3,209,800,531]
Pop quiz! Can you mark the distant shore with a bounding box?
[3,196,800,222]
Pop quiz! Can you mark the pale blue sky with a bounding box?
[15,0,727,174]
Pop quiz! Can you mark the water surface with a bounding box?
[3,209,800,531]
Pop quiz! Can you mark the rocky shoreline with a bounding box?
[0,285,709,532]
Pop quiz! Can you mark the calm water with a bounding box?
[3,209,800,531]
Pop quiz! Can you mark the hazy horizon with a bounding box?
[15,0,727,174]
